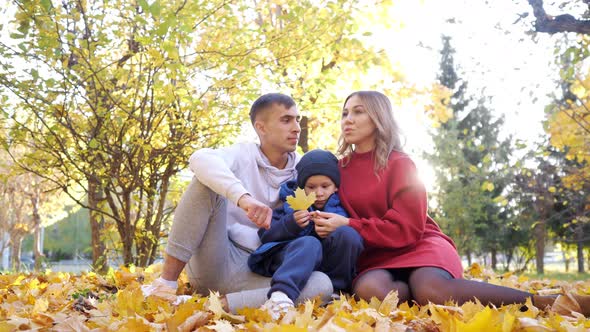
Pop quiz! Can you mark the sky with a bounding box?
[367,0,564,191]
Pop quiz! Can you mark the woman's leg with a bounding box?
[352,269,411,303]
[408,267,545,307]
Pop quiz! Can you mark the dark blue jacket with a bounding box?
[248,180,348,276]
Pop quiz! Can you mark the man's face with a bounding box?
[256,103,301,154]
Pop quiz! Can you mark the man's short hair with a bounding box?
[249,93,296,124]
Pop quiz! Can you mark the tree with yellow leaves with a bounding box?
[0,0,428,271]
[547,69,590,192]
[0,149,68,272]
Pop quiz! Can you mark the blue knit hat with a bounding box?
[296,149,340,189]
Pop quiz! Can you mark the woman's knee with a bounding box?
[353,269,409,302]
[409,267,453,305]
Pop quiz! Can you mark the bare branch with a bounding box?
[527,0,590,34]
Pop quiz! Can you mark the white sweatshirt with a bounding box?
[189,143,300,251]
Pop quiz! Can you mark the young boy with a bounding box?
[247,149,363,318]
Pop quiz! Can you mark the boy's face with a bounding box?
[304,175,337,210]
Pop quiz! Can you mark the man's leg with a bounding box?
[165,177,231,288]
[320,226,364,293]
[165,177,333,311]
[224,240,333,313]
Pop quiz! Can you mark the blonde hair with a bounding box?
[337,91,403,174]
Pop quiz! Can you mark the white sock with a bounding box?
[270,291,294,305]
[157,277,178,289]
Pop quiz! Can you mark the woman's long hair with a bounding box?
[338,91,403,175]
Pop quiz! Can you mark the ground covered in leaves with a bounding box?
[1,263,589,331]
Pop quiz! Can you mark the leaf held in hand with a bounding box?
[286,188,316,211]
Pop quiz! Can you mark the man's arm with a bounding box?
[161,254,187,281]
[189,146,248,206]
[190,145,271,229]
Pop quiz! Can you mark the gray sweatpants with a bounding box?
[166,177,333,312]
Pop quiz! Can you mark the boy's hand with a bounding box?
[238,194,272,229]
[293,210,311,228]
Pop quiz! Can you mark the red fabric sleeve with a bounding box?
[348,157,428,249]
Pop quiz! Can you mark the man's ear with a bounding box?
[254,120,266,136]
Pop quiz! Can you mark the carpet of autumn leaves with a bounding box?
[1,263,589,331]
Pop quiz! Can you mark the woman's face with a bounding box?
[341,94,377,152]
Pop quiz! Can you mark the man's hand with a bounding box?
[313,211,349,238]
[141,277,193,305]
[238,194,272,229]
[293,210,311,228]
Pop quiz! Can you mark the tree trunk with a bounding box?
[122,229,134,266]
[466,250,472,266]
[10,237,22,272]
[30,192,45,271]
[505,250,513,271]
[121,191,134,266]
[298,116,309,153]
[577,239,585,273]
[141,171,173,267]
[491,248,497,270]
[88,180,108,274]
[563,248,570,273]
[533,220,545,274]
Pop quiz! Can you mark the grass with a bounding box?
[522,271,590,282]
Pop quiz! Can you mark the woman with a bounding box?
[312,90,589,315]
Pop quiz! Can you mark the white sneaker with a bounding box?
[261,291,295,320]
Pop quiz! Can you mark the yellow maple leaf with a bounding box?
[502,311,516,332]
[294,300,316,328]
[206,292,245,323]
[428,303,459,332]
[0,321,17,332]
[33,297,49,314]
[465,263,484,278]
[286,188,316,211]
[456,306,499,331]
[237,306,273,323]
[378,290,399,316]
[175,311,211,332]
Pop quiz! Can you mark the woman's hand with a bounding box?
[312,211,350,238]
[293,210,311,228]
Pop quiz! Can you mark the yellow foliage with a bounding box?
[1,264,590,331]
[481,181,495,192]
[466,262,484,278]
[547,71,590,198]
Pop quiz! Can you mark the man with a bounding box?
[143,93,333,312]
